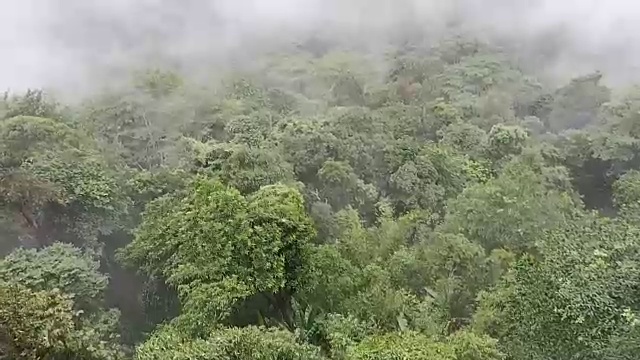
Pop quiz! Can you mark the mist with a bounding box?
[2,0,640,95]
[5,1,640,358]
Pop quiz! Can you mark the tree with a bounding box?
[346,331,502,360]
[0,243,125,357]
[0,283,76,359]
[387,144,472,215]
[613,170,640,223]
[485,124,528,162]
[394,232,488,326]
[547,72,611,132]
[438,122,488,158]
[315,160,378,218]
[0,116,127,249]
[120,179,316,334]
[79,81,190,169]
[474,215,640,360]
[0,243,108,312]
[1,89,61,120]
[0,282,122,359]
[135,325,323,360]
[193,142,296,194]
[442,159,576,251]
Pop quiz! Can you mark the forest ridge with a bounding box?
[0,36,640,359]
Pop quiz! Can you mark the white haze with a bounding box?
[2,0,640,95]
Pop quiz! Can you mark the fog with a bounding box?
[2,0,640,94]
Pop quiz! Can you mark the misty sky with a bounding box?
[2,0,640,93]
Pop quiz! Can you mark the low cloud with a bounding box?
[2,0,640,94]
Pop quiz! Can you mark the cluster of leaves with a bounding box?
[119,179,316,336]
[4,34,640,359]
[0,244,125,359]
[0,116,128,251]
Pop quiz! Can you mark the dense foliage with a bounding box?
[2,32,640,359]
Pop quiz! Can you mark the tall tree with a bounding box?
[0,116,126,250]
[120,179,315,334]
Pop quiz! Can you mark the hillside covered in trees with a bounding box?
[2,31,640,359]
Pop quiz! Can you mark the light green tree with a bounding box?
[120,179,315,334]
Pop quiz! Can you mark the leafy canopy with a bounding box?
[120,179,315,333]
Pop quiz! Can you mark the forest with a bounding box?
[1,26,640,359]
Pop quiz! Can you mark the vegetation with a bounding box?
[2,33,640,359]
